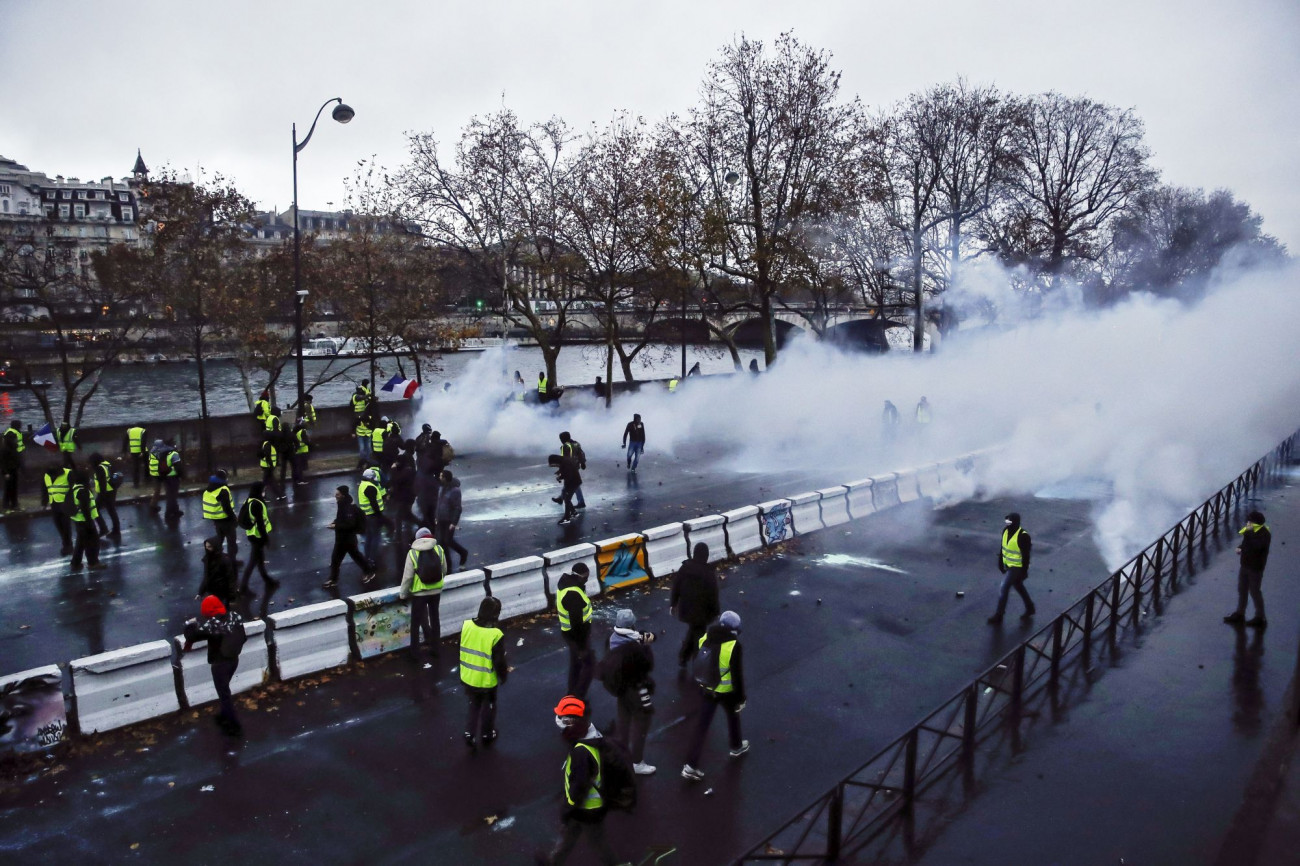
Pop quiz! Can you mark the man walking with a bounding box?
[548,453,581,526]
[460,596,508,747]
[621,414,645,471]
[539,696,625,866]
[182,595,246,736]
[291,417,311,485]
[670,542,720,669]
[239,482,278,597]
[202,469,238,560]
[1225,509,1272,628]
[323,486,375,589]
[556,562,595,699]
[161,439,184,520]
[91,452,121,539]
[559,432,586,509]
[400,527,445,663]
[259,434,283,501]
[988,512,1035,623]
[43,459,73,554]
[3,419,25,511]
[601,609,658,775]
[68,467,105,571]
[358,468,390,570]
[436,469,469,569]
[123,422,147,486]
[682,610,748,781]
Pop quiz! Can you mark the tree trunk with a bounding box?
[912,226,925,352]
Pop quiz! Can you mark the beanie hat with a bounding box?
[1247,510,1266,524]
[720,610,742,631]
[572,562,590,577]
[200,595,227,617]
[615,609,636,630]
[555,695,586,718]
[336,485,350,496]
[415,527,433,539]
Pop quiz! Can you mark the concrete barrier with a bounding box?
[70,641,180,734]
[642,522,689,579]
[267,600,351,681]
[872,474,903,510]
[347,588,410,660]
[684,515,728,564]
[544,544,600,600]
[0,665,68,753]
[917,464,944,500]
[724,505,763,556]
[594,534,651,592]
[818,486,851,527]
[845,478,876,520]
[787,491,824,535]
[172,619,270,707]
[438,569,489,637]
[894,469,922,503]
[485,556,549,621]
[937,455,980,501]
[758,500,794,546]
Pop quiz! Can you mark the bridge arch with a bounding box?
[728,317,806,349]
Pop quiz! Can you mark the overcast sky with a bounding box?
[3,0,1298,246]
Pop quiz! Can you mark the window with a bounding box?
[118,192,128,202]
[0,184,10,194]
[74,204,86,218]
[121,207,134,221]
[44,203,54,217]
[59,204,70,218]
[1,200,7,213]
[61,190,71,199]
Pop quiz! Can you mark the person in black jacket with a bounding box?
[1225,509,1272,628]
[197,536,238,605]
[988,512,1034,624]
[601,608,658,774]
[621,414,646,471]
[542,695,623,866]
[555,563,596,699]
[182,595,245,736]
[389,448,418,551]
[548,453,581,525]
[682,610,747,781]
[436,469,468,568]
[670,542,720,668]
[416,464,441,529]
[323,486,375,589]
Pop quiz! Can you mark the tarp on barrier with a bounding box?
[723,506,762,556]
[267,600,351,681]
[845,478,875,520]
[348,588,409,659]
[642,522,688,579]
[594,534,650,592]
[439,569,488,638]
[0,665,67,754]
[758,500,794,545]
[173,619,270,706]
[485,556,549,621]
[787,492,823,535]
[684,515,728,564]
[818,486,851,527]
[71,641,180,734]
[872,474,902,510]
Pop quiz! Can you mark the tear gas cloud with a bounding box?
[417,259,1300,569]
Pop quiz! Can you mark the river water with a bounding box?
[0,343,763,426]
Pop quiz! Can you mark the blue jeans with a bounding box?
[626,441,643,469]
[358,437,372,461]
[994,567,1034,617]
[574,484,586,508]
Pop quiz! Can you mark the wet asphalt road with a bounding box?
[1,446,881,676]
[0,492,1112,864]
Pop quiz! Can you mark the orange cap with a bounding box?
[554,695,586,717]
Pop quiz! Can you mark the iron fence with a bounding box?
[735,432,1297,864]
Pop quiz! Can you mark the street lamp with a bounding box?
[294,290,308,415]
[292,97,353,411]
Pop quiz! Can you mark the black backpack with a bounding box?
[597,649,625,698]
[692,639,722,690]
[594,736,638,812]
[236,499,254,530]
[219,620,247,659]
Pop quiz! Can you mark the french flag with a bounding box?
[32,423,58,451]
[381,374,420,399]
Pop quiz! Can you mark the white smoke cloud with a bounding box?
[418,259,1300,569]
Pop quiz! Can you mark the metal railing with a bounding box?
[735,432,1297,864]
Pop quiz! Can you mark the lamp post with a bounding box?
[294,289,308,414]
[293,97,353,410]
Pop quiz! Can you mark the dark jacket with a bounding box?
[701,622,745,703]
[999,524,1032,571]
[561,732,605,821]
[198,543,238,603]
[389,456,417,503]
[622,420,645,446]
[416,468,441,508]
[1239,524,1272,571]
[602,630,655,697]
[183,611,245,664]
[333,495,364,537]
[551,454,582,488]
[671,544,720,626]
[436,477,462,525]
[556,571,592,644]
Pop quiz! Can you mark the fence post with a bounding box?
[1186,518,1196,571]
[1011,644,1026,715]
[1154,537,1166,585]
[962,683,978,762]
[1170,525,1182,583]
[1132,559,1145,623]
[903,729,918,815]
[1083,592,1095,665]
[826,784,843,861]
[1050,617,1064,685]
[1108,574,1121,639]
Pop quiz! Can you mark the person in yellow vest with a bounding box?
[67,467,105,570]
[203,468,238,558]
[537,371,549,403]
[90,452,121,538]
[57,422,79,455]
[300,393,317,429]
[400,527,446,663]
[264,408,290,487]
[543,695,625,866]
[988,512,1035,624]
[161,439,184,520]
[1225,509,1272,628]
[291,417,311,485]
[358,468,390,569]
[355,413,373,469]
[667,377,679,393]
[513,370,527,403]
[43,459,73,554]
[682,610,748,781]
[238,482,279,596]
[1,419,23,512]
[147,439,166,511]
[350,384,370,419]
[459,595,508,748]
[253,390,271,428]
[370,419,390,474]
[555,562,595,699]
[258,435,283,501]
[915,396,932,428]
[122,423,147,486]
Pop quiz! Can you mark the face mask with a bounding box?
[554,716,571,730]
[1004,520,1013,526]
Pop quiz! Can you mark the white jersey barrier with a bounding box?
[642,522,689,579]
[845,478,876,520]
[172,619,269,708]
[894,470,922,504]
[347,587,410,660]
[724,505,764,555]
[544,544,600,600]
[917,464,944,500]
[71,641,180,734]
[485,556,549,621]
[684,515,728,564]
[872,474,903,511]
[787,492,824,535]
[818,486,851,527]
[438,569,489,638]
[267,600,351,681]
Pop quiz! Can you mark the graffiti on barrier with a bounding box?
[1,672,68,755]
[597,536,650,591]
[761,504,794,545]
[353,597,411,659]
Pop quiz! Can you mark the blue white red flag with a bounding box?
[32,423,58,451]
[381,375,420,399]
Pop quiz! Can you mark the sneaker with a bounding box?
[482,730,498,746]
[464,732,476,748]
[551,496,563,504]
[633,762,657,775]
[70,562,85,571]
[681,764,705,781]
[729,740,750,758]
[986,614,1003,624]
[576,503,586,509]
[557,517,572,525]
[321,579,339,589]
[1223,612,1246,624]
[1246,617,1269,629]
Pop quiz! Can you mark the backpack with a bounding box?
[219,620,247,659]
[236,499,254,530]
[571,441,586,469]
[416,546,444,586]
[692,639,722,690]
[597,650,625,698]
[594,737,638,812]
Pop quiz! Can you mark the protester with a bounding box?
[324,486,375,589]
[558,432,587,509]
[460,596,508,747]
[600,609,658,774]
[197,536,238,605]
[1224,509,1272,628]
[182,595,246,736]
[239,482,278,596]
[988,512,1035,624]
[682,610,748,781]
[436,469,469,569]
[670,542,720,668]
[621,414,646,471]
[548,453,581,526]
[400,527,446,663]
[67,467,104,570]
[540,696,625,866]
[555,562,595,699]
[90,452,121,539]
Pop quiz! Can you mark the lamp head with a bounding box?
[724,170,740,186]
[332,102,355,124]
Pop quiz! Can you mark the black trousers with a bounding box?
[51,507,72,549]
[163,477,181,518]
[548,815,618,866]
[678,621,708,667]
[211,658,239,725]
[410,594,441,651]
[2,466,18,510]
[292,452,308,484]
[616,688,653,764]
[685,689,743,768]
[131,453,145,486]
[242,536,272,587]
[95,491,120,536]
[213,517,238,559]
[562,631,594,699]
[464,685,497,739]
[262,466,282,500]
[328,535,371,581]
[436,523,468,566]
[71,520,100,566]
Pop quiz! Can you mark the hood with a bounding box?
[692,542,709,564]
[705,621,737,642]
[609,627,641,650]
[445,477,461,489]
[409,536,439,552]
